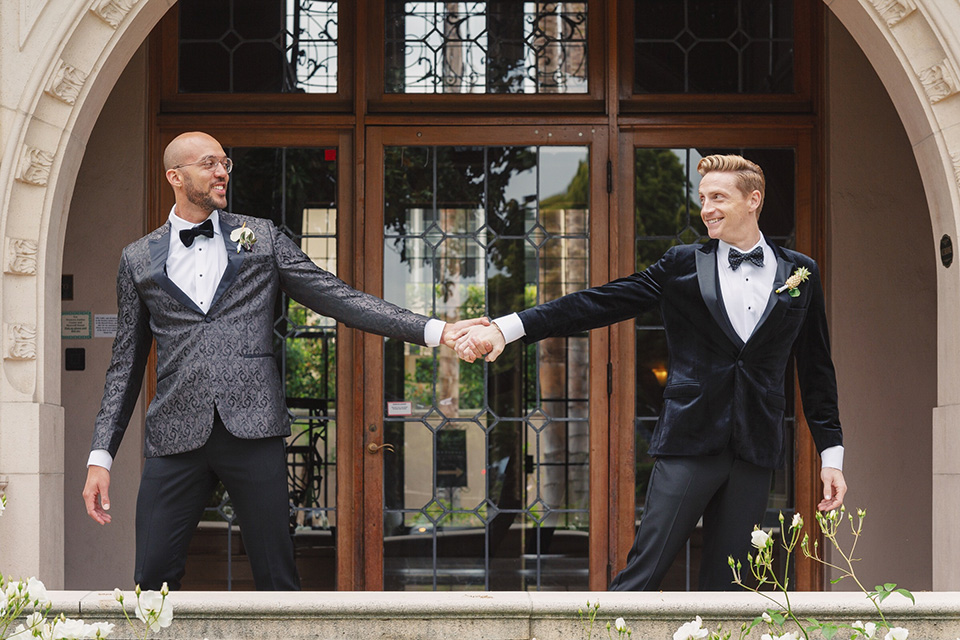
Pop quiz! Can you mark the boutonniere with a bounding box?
[775,266,811,297]
[230,223,256,253]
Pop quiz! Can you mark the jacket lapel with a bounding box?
[695,241,745,349]
[212,215,246,310]
[748,240,796,343]
[148,224,204,314]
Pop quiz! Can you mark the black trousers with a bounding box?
[609,448,771,591]
[134,413,300,590]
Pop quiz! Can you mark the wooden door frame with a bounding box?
[361,124,611,590]
[613,118,825,591]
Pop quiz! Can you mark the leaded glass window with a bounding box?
[385,2,588,94]
[633,0,794,94]
[381,145,590,589]
[178,0,338,93]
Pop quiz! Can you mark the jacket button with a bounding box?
[204,316,213,323]
[737,360,744,367]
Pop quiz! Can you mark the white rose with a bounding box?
[674,616,709,640]
[751,529,772,549]
[762,612,773,623]
[791,513,802,529]
[51,617,87,639]
[26,576,50,606]
[615,617,627,632]
[884,628,909,640]
[84,621,115,638]
[135,591,173,632]
[853,621,877,639]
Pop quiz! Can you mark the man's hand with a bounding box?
[456,324,507,363]
[441,317,490,349]
[83,465,112,525]
[818,467,847,512]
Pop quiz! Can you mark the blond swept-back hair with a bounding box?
[697,154,765,215]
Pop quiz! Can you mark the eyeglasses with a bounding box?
[173,156,234,174]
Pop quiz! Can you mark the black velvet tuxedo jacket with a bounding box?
[91,212,430,460]
[518,238,842,470]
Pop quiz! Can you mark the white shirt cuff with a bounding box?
[820,445,843,470]
[424,318,445,347]
[492,313,525,344]
[87,449,114,471]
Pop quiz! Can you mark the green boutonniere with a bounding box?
[776,266,811,297]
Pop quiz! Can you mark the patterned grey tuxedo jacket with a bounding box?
[91,212,430,459]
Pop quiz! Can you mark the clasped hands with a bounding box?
[442,319,506,363]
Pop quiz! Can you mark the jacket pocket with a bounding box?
[663,382,700,398]
[765,390,786,410]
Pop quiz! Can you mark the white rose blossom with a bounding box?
[135,590,173,632]
[25,576,50,606]
[615,617,627,632]
[674,616,709,640]
[762,612,773,623]
[853,621,877,639]
[791,513,802,529]
[51,616,87,639]
[751,528,772,549]
[884,628,909,640]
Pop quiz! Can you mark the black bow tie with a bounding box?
[728,246,764,270]
[180,219,214,247]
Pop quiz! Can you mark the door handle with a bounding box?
[367,442,396,454]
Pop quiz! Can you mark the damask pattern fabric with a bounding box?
[92,212,431,459]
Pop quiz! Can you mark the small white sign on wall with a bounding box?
[94,314,118,338]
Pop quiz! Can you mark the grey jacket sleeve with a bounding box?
[272,226,431,346]
[90,251,154,458]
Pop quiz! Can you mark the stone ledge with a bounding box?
[34,591,960,640]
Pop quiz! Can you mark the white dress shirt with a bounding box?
[88,209,446,470]
[493,239,843,470]
[166,207,228,314]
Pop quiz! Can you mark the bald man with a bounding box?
[83,132,485,590]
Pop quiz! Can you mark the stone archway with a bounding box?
[824,0,960,589]
[0,0,173,587]
[1,0,959,588]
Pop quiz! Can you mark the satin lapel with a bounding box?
[211,217,245,310]
[695,243,745,349]
[148,225,204,314]
[750,249,795,341]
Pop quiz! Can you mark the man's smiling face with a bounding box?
[698,170,762,250]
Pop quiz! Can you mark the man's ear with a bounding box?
[165,168,180,189]
[749,189,762,215]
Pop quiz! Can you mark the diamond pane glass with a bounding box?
[633,0,794,94]
[385,1,588,94]
[383,144,590,590]
[178,0,338,94]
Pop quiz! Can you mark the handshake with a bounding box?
[440,317,508,363]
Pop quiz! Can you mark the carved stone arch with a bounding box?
[824,0,960,589]
[0,0,174,585]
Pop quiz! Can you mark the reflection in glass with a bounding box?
[385,2,588,94]
[383,145,590,590]
[633,0,794,94]
[178,0,338,94]
[632,147,796,590]
[190,147,339,590]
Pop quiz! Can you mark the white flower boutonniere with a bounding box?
[775,266,811,297]
[230,222,256,253]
